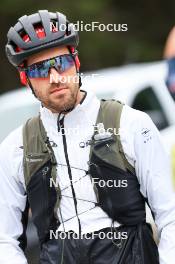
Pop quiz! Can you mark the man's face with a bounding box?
[27,46,80,113]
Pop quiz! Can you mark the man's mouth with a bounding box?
[50,87,68,94]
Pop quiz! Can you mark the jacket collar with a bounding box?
[40,88,100,132]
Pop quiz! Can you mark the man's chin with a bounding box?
[46,98,76,113]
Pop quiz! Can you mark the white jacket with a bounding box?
[0,89,175,264]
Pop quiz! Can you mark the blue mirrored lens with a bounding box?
[55,55,74,72]
[26,54,74,78]
[26,62,50,78]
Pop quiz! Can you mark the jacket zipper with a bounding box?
[59,117,82,235]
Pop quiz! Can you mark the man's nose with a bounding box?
[49,67,61,84]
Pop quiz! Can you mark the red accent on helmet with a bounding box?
[17,26,80,86]
[17,27,46,53]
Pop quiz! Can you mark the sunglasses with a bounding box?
[19,54,75,78]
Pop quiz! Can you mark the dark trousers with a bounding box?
[40,224,159,264]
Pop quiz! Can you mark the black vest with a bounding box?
[22,100,158,263]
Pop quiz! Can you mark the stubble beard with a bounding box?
[41,83,79,113]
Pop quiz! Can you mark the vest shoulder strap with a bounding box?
[96,99,135,174]
[23,115,56,187]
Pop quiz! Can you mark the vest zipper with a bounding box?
[59,117,82,235]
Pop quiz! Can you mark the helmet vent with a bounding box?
[50,19,59,33]
[66,22,71,36]
[19,29,31,42]
[33,23,46,39]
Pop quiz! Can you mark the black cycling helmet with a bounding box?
[5,10,79,67]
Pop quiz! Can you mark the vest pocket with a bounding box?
[27,160,58,244]
[89,150,146,225]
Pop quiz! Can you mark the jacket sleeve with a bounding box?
[121,108,175,264]
[0,128,28,264]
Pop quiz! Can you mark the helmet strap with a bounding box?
[26,75,37,98]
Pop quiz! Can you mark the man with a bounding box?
[0,10,175,264]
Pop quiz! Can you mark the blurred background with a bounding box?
[1,1,175,263]
[1,0,175,94]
